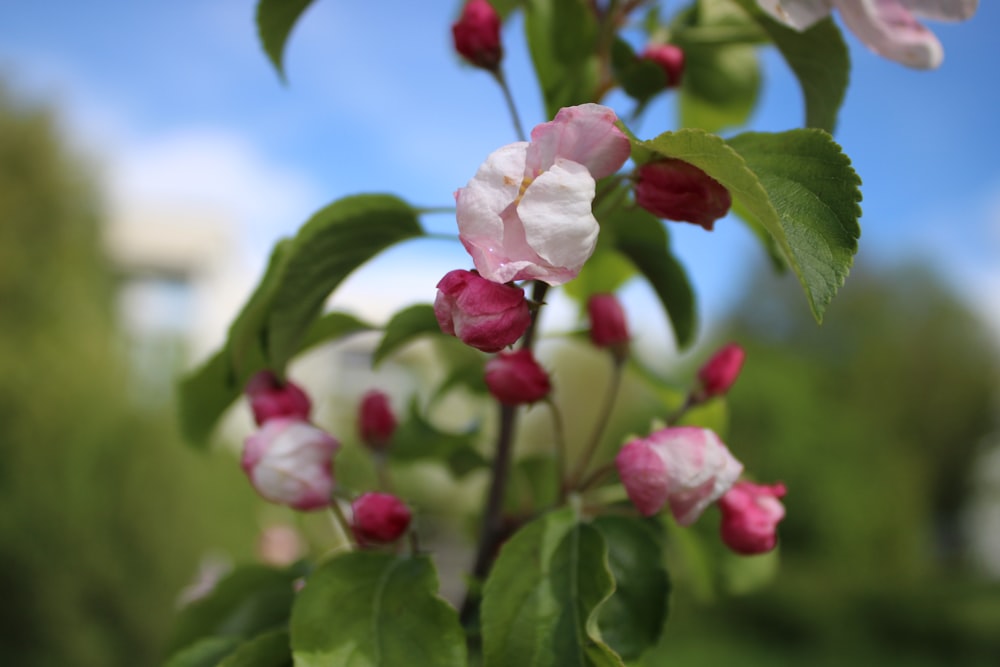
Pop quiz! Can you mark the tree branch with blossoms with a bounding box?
[168,0,979,665]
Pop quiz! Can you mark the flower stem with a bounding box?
[492,69,527,142]
[327,502,355,549]
[545,396,569,501]
[567,355,624,489]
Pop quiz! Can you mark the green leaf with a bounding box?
[256,0,317,82]
[505,455,561,515]
[523,0,601,118]
[168,565,301,654]
[481,508,623,666]
[600,206,696,348]
[735,0,849,132]
[164,636,242,667]
[217,629,292,667]
[674,0,762,132]
[373,304,441,366]
[291,553,466,667]
[635,129,861,321]
[177,310,373,447]
[562,246,636,306]
[592,517,671,661]
[610,38,668,105]
[391,399,487,478]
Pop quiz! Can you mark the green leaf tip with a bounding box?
[256,0,318,82]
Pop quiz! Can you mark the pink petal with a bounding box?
[526,104,631,180]
[755,0,834,30]
[837,0,944,68]
[901,0,977,21]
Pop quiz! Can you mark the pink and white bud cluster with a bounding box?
[484,349,551,405]
[241,371,338,511]
[351,492,412,546]
[434,269,531,352]
[639,44,685,88]
[718,481,787,555]
[358,389,397,452]
[452,0,503,71]
[755,0,977,70]
[635,158,732,231]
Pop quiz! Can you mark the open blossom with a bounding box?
[352,492,412,546]
[719,481,787,555]
[245,370,312,426]
[755,0,978,69]
[615,426,743,525]
[434,269,531,352]
[484,349,551,405]
[456,103,631,286]
[635,158,731,230]
[452,0,503,71]
[242,418,339,511]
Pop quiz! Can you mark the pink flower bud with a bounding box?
[587,293,630,359]
[241,418,339,511]
[635,158,732,231]
[434,269,531,353]
[351,492,412,546]
[484,349,552,406]
[718,481,787,555]
[698,343,746,398]
[358,390,397,451]
[615,426,743,525]
[245,370,312,426]
[640,44,685,88]
[452,0,503,71]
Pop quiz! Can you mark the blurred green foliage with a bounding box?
[0,86,258,666]
[643,263,1000,665]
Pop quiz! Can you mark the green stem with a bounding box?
[568,355,625,489]
[492,69,527,142]
[327,502,355,549]
[545,397,570,502]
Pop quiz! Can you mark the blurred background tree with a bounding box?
[0,85,258,667]
[645,262,1000,666]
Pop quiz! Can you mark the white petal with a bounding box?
[755,0,834,29]
[838,0,944,68]
[456,142,528,245]
[901,0,977,21]
[517,159,597,280]
[527,104,631,180]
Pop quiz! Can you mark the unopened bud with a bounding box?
[587,293,630,360]
[351,492,412,546]
[635,158,732,231]
[452,0,503,71]
[358,390,397,452]
[639,44,684,88]
[718,481,787,555]
[698,343,746,398]
[245,370,312,426]
[241,418,339,511]
[434,269,531,353]
[484,349,551,406]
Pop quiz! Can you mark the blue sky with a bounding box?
[1,0,998,353]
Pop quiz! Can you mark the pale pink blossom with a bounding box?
[242,418,339,511]
[456,104,631,285]
[434,269,531,352]
[616,426,743,525]
[719,481,787,555]
[755,0,977,69]
[352,492,413,546]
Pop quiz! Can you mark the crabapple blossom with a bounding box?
[718,481,787,555]
[452,0,503,71]
[358,389,397,452]
[754,0,977,69]
[698,343,747,398]
[245,370,312,426]
[455,103,631,285]
[587,293,630,361]
[640,44,685,88]
[241,418,339,511]
[352,492,413,546]
[615,426,743,525]
[484,349,552,405]
[635,158,732,230]
[434,269,531,352]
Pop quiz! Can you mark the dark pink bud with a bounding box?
[434,269,531,353]
[351,492,412,546]
[587,293,630,359]
[358,390,397,451]
[484,349,551,405]
[245,370,312,426]
[452,0,503,71]
[718,481,787,555]
[698,343,746,398]
[640,44,685,88]
[635,159,732,230]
